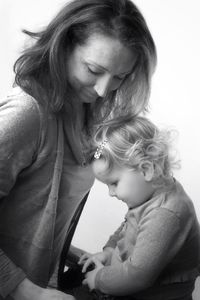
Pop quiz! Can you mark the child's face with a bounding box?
[92,159,154,209]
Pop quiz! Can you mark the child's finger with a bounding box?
[92,257,103,268]
[78,253,90,264]
[82,278,87,285]
[82,258,93,273]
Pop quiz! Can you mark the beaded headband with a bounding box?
[94,139,108,159]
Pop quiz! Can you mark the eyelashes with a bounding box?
[87,66,127,81]
[87,66,101,75]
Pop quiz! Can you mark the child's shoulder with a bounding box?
[140,180,195,221]
[131,179,196,227]
[161,179,196,222]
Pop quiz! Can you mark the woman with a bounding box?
[0,0,156,299]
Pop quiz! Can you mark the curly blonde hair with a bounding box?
[92,116,180,188]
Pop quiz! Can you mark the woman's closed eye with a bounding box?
[87,63,129,82]
[87,66,102,76]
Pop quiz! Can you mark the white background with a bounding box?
[0,0,200,297]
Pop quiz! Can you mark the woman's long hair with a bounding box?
[14,0,157,126]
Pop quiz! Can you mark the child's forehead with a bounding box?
[92,159,108,176]
[92,159,122,180]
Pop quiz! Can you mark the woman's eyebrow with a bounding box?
[85,59,107,71]
[84,58,134,76]
[87,62,133,76]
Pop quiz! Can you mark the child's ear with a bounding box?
[140,161,154,181]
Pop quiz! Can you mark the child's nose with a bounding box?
[109,186,115,197]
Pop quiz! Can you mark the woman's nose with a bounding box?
[94,75,112,98]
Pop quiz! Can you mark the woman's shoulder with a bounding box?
[0,86,48,124]
[2,86,40,112]
[0,87,45,138]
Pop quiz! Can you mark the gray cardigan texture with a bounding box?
[0,88,94,298]
[95,180,200,299]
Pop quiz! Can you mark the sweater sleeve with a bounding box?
[103,221,126,249]
[95,208,187,296]
[0,91,41,198]
[0,91,41,297]
[0,249,26,298]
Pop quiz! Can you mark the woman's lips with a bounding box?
[82,90,98,102]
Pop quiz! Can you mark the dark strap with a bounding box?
[49,117,64,210]
[57,191,90,289]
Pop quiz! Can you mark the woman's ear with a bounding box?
[140,161,154,181]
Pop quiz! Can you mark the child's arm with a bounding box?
[79,221,125,273]
[89,208,187,296]
[82,260,104,290]
[79,250,114,291]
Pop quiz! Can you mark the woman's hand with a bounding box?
[82,259,104,291]
[10,278,75,300]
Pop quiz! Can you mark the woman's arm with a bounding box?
[0,91,41,199]
[10,278,76,300]
[0,91,41,296]
[0,250,75,300]
[0,249,26,298]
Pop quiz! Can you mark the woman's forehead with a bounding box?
[76,33,136,74]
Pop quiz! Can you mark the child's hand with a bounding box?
[79,250,112,273]
[82,259,104,290]
[78,252,92,266]
[80,252,104,273]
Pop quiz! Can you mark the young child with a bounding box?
[77,116,200,300]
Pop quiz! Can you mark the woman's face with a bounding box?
[66,33,136,104]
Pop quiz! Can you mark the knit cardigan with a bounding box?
[95,180,200,298]
[0,88,94,298]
